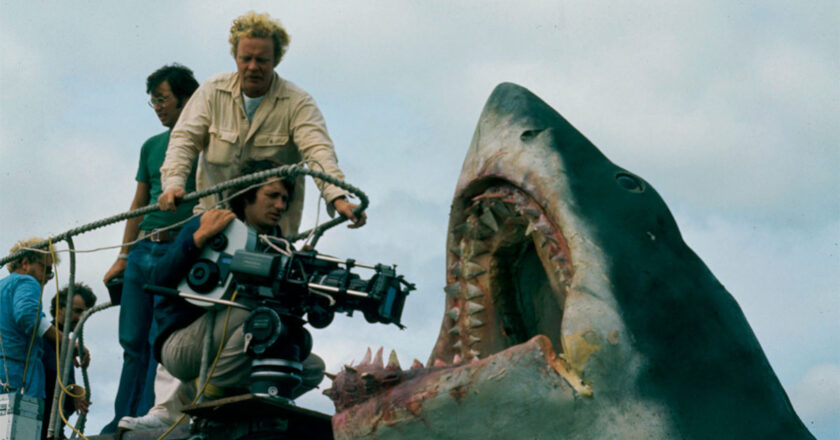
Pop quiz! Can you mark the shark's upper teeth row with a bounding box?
[444,185,573,363]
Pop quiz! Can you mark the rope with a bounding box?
[0,164,369,266]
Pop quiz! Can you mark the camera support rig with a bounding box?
[145,219,414,403]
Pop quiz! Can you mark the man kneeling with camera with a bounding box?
[146,159,325,428]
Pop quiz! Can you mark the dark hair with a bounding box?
[230,159,295,219]
[146,64,200,107]
[50,283,97,317]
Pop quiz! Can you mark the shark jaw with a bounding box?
[438,182,571,365]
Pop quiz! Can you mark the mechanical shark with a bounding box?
[325,83,814,439]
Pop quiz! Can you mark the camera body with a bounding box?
[178,219,412,328]
[172,219,414,401]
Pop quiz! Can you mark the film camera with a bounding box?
[146,220,414,402]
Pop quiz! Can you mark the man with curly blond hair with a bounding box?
[159,11,366,233]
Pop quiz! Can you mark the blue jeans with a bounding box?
[101,239,170,433]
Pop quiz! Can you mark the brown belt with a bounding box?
[138,229,177,243]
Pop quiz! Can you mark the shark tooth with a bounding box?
[444,282,460,298]
[534,220,553,236]
[469,349,481,358]
[490,200,514,219]
[374,347,384,368]
[522,206,540,218]
[360,347,372,365]
[449,245,463,258]
[551,254,567,264]
[453,354,462,364]
[468,317,484,328]
[471,225,495,240]
[465,283,483,299]
[469,241,489,256]
[450,261,462,277]
[479,209,499,232]
[387,350,401,370]
[452,340,462,351]
[446,307,460,321]
[470,356,480,364]
[452,222,470,237]
[524,222,536,237]
[325,371,337,380]
[433,358,447,367]
[411,359,424,369]
[463,261,486,279]
[344,365,357,374]
[468,335,481,346]
[466,301,485,315]
[448,326,461,336]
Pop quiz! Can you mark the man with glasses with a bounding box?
[0,237,62,401]
[100,64,200,433]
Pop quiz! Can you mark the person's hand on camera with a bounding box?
[193,209,237,247]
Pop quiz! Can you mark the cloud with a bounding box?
[789,364,840,438]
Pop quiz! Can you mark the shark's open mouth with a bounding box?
[435,181,571,364]
[324,182,577,416]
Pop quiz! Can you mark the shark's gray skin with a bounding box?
[326,83,814,439]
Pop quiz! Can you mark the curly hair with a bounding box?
[50,283,97,318]
[6,237,60,272]
[146,64,200,107]
[229,11,290,66]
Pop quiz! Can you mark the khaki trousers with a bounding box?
[159,308,325,417]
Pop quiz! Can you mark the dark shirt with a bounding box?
[41,323,77,439]
[150,215,283,362]
[136,130,198,231]
[150,215,206,362]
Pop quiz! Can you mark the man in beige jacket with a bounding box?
[159,11,365,232]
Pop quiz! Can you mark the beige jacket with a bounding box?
[160,71,348,236]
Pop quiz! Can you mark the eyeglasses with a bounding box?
[148,95,174,108]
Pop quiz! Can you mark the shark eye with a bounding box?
[520,128,545,141]
[616,173,644,193]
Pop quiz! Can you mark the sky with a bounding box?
[1,1,838,437]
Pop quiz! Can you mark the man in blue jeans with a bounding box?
[100,64,200,433]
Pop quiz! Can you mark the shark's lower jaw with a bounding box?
[435,181,573,364]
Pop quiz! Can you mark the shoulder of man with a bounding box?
[275,76,311,100]
[7,273,40,294]
[142,130,171,147]
[201,72,239,92]
[138,129,171,157]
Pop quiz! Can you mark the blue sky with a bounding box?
[1,1,837,437]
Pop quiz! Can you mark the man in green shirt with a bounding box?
[100,64,200,434]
